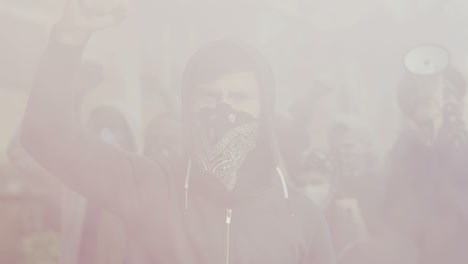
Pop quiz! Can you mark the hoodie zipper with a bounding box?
[225,208,232,264]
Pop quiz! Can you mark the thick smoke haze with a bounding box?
[0,0,467,264]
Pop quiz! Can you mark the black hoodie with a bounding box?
[21,32,335,264]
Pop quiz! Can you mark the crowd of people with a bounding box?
[284,64,468,263]
[1,0,468,263]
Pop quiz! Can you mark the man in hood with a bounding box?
[20,0,335,263]
[385,67,468,264]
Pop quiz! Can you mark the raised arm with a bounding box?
[20,0,162,219]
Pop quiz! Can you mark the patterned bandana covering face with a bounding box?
[193,103,259,192]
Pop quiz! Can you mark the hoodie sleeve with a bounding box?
[20,31,168,220]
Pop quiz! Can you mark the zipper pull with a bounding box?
[226,209,232,224]
[225,208,233,264]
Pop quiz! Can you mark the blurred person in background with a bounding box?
[143,114,183,162]
[436,67,468,153]
[86,103,139,153]
[141,71,183,163]
[287,80,340,163]
[19,0,335,263]
[325,115,411,264]
[384,64,468,264]
[294,114,385,256]
[281,80,339,198]
[327,114,385,236]
[80,102,140,264]
[275,82,331,178]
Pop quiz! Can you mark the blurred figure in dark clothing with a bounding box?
[324,115,415,264]
[385,67,468,264]
[87,104,139,153]
[278,80,338,181]
[437,67,468,154]
[327,115,385,236]
[143,114,183,162]
[291,149,334,209]
[80,103,139,264]
[290,113,386,255]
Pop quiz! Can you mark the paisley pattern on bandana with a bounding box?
[198,122,259,191]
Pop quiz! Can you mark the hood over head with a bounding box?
[179,40,289,202]
[181,40,275,139]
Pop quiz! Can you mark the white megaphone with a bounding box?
[403,44,451,76]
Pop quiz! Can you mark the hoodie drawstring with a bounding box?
[275,166,289,199]
[184,158,192,210]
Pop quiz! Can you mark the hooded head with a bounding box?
[397,67,467,145]
[180,40,282,195]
